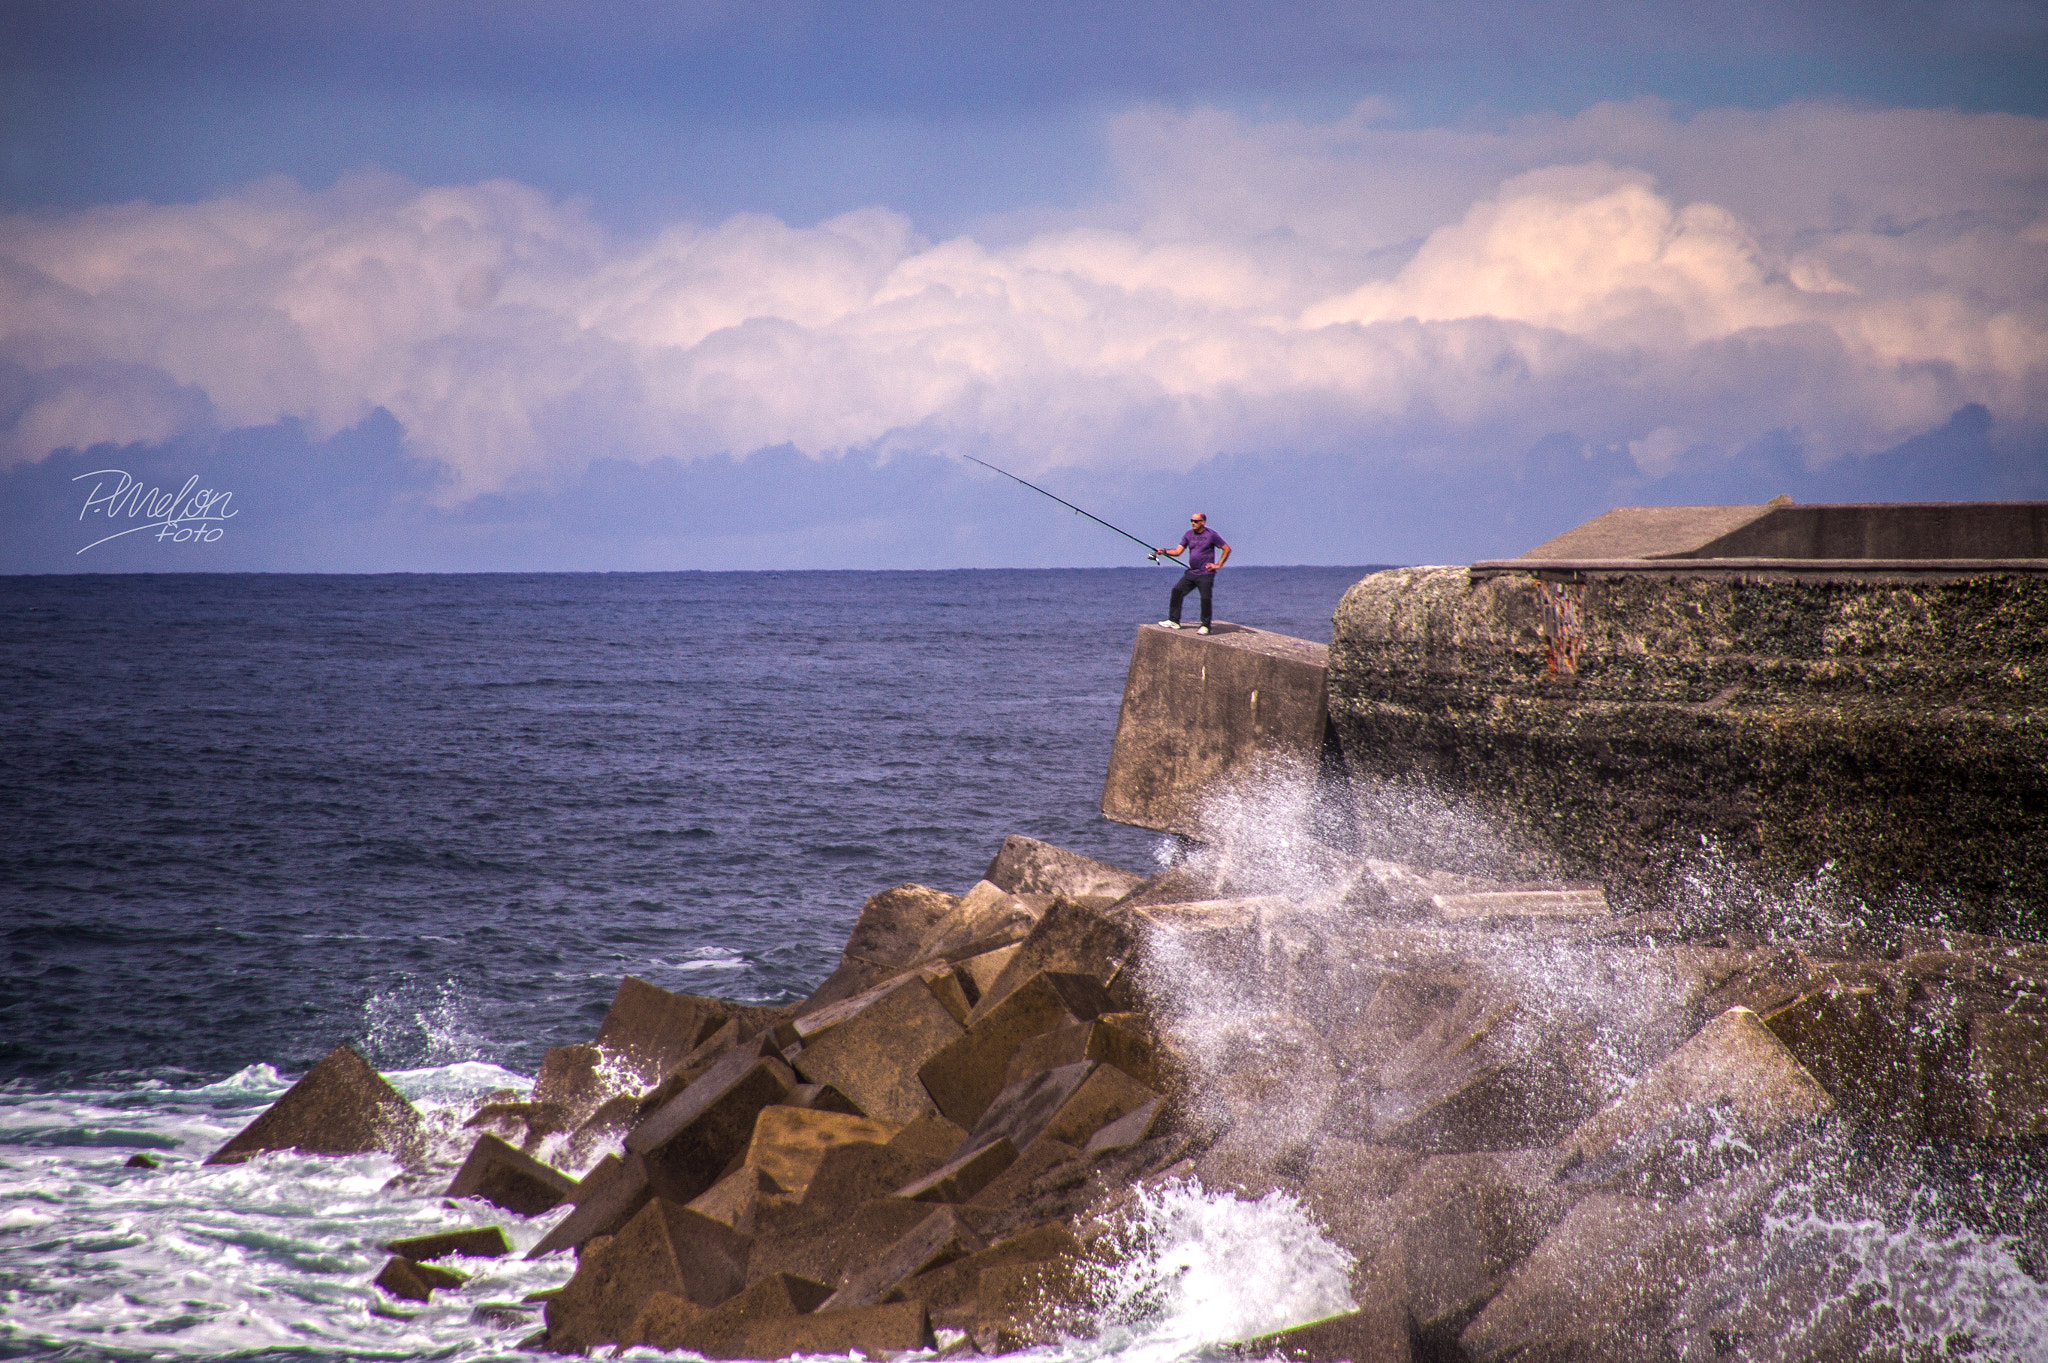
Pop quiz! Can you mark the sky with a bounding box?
[3,1,2045,571]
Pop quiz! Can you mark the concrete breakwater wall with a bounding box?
[184,832,2048,1360]
[1326,565,2048,922]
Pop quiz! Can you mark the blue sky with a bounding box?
[4,0,2045,570]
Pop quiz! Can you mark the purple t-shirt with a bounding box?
[1180,526,1227,572]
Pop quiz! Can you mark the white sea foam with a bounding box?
[0,1070,576,1360]
[1072,1179,1357,1358]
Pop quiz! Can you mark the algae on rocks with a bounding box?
[1326,565,2048,925]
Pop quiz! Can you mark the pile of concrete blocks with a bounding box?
[205,834,2048,1361]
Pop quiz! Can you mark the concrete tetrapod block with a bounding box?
[1556,1006,1834,1177]
[965,901,1140,1026]
[624,1291,704,1350]
[1455,1192,1667,1363]
[1039,1063,1160,1148]
[797,1142,935,1212]
[746,1195,937,1293]
[920,972,1118,1128]
[1364,981,1601,1153]
[896,1137,1019,1204]
[375,1256,465,1302]
[593,976,724,1088]
[926,969,976,1025]
[564,1094,641,1168]
[962,1136,1085,1213]
[386,1226,512,1261]
[1429,888,1609,921]
[543,1198,751,1354]
[732,1300,935,1359]
[626,1049,797,1205]
[530,1044,613,1119]
[445,1134,578,1216]
[957,943,1025,1002]
[1461,1140,1819,1362]
[1366,1152,1573,1345]
[1101,622,1332,837]
[1761,986,1913,1127]
[960,1061,1099,1161]
[894,1222,1086,1330]
[527,1152,653,1257]
[822,1207,988,1309]
[793,976,964,1123]
[206,1045,425,1166]
[1005,1017,1160,1091]
[1083,1098,1163,1155]
[567,1152,621,1205]
[840,883,962,971]
[744,1105,904,1195]
[909,880,1043,965]
[1966,1012,2048,1141]
[888,1114,970,1166]
[641,1270,835,1357]
[972,1251,1093,1351]
[465,1099,571,1155]
[685,1164,780,1233]
[779,1082,864,1115]
[984,834,1147,901]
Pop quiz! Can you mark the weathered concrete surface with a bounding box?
[984,835,1147,900]
[207,1045,424,1166]
[1101,622,1333,836]
[543,1198,750,1353]
[386,1226,510,1261]
[1327,563,2048,915]
[446,1134,578,1216]
[375,1256,464,1301]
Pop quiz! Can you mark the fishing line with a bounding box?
[961,454,1173,565]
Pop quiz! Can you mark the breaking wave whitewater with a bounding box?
[1,1066,1358,1363]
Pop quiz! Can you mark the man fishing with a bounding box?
[958,458,1232,630]
[1155,512,1230,634]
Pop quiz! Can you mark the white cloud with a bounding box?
[1,102,2043,496]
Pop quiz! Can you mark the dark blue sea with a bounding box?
[3,568,1370,1087]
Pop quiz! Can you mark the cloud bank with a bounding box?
[3,98,2044,565]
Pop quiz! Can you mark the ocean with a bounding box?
[1,567,1375,1361]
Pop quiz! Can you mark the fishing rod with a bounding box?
[961,455,1173,566]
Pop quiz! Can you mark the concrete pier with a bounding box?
[1099,500,2047,919]
[1099,623,1331,837]
[1332,501,2048,916]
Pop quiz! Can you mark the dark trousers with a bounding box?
[1169,569,1215,625]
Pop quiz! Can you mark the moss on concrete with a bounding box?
[1327,567,2048,927]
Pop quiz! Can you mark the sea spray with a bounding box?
[1133,757,2048,1357]
[359,980,493,1072]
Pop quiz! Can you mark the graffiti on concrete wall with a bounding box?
[1534,579,1587,676]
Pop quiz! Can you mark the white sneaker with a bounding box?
[1159,620,1181,629]
[1197,625,1211,634]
